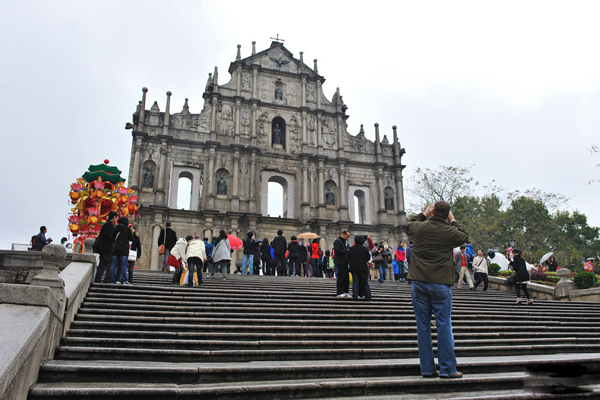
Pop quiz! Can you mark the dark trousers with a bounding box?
[95,253,112,283]
[288,257,299,276]
[352,270,372,300]
[172,262,182,284]
[336,263,349,295]
[515,283,531,299]
[311,258,320,277]
[473,272,488,290]
[127,261,135,284]
[187,257,203,287]
[274,254,287,276]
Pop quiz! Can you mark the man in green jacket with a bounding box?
[405,201,468,379]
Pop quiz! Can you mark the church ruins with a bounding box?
[126,40,407,270]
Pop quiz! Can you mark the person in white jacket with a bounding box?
[212,230,231,281]
[170,237,188,285]
[472,249,489,291]
[185,236,207,287]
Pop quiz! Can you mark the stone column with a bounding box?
[252,68,258,99]
[155,142,168,206]
[302,111,308,153]
[316,113,322,152]
[210,95,218,139]
[162,91,171,135]
[249,151,257,213]
[301,77,306,107]
[316,80,322,109]
[251,103,257,139]
[206,147,216,209]
[150,223,161,271]
[339,163,348,221]
[232,150,240,211]
[337,116,344,156]
[236,64,242,97]
[137,87,147,131]
[318,161,325,219]
[131,139,143,190]
[301,159,310,220]
[377,168,385,211]
[395,170,405,213]
[31,244,66,301]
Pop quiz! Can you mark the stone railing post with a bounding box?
[554,268,576,300]
[30,244,66,298]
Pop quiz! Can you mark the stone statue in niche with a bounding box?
[385,192,394,211]
[217,176,227,195]
[275,87,282,101]
[273,124,283,145]
[143,167,154,188]
[326,187,335,205]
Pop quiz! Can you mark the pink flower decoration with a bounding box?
[93,181,105,190]
[118,187,128,195]
[87,207,99,216]
[70,183,83,192]
[129,196,138,204]
[68,215,80,223]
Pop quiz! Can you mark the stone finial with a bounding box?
[300,51,304,63]
[31,244,66,293]
[83,238,95,254]
[213,67,219,85]
[313,59,318,73]
[182,98,189,115]
[167,91,172,96]
[555,268,576,299]
[142,87,148,93]
[150,101,160,112]
[252,41,256,55]
[236,44,241,61]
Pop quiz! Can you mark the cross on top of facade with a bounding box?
[270,34,285,43]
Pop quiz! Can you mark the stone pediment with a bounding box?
[241,42,321,78]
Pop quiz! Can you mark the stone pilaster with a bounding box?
[137,87,147,131]
[131,140,143,190]
[162,91,171,136]
[232,150,240,211]
[155,142,168,206]
[249,151,257,213]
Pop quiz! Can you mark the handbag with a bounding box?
[128,249,137,262]
[505,275,515,286]
[373,254,384,263]
[166,254,180,268]
[158,244,165,255]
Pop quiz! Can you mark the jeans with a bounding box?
[311,258,320,277]
[242,254,254,275]
[377,264,386,282]
[411,281,457,377]
[109,255,128,284]
[187,257,203,287]
[162,248,170,271]
[473,272,488,290]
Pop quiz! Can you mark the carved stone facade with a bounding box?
[126,41,407,270]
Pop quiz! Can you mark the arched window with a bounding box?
[268,181,284,217]
[354,189,366,224]
[177,172,193,210]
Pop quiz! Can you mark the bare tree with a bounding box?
[407,165,478,213]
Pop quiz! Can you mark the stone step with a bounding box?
[55,343,600,363]
[33,354,600,386]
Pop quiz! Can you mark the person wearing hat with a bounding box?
[158,221,177,272]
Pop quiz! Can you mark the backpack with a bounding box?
[31,235,38,250]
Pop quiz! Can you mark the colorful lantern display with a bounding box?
[68,160,137,251]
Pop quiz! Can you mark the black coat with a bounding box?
[260,243,272,261]
[130,233,142,259]
[510,255,529,283]
[288,241,300,259]
[112,223,133,256]
[242,237,255,255]
[97,220,115,255]
[158,227,177,250]
[348,245,371,273]
[271,235,287,255]
[333,236,349,265]
[298,245,307,262]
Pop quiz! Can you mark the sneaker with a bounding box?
[123,282,132,285]
[343,293,352,297]
[116,282,122,285]
[336,294,345,298]
[440,372,462,379]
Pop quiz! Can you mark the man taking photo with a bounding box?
[405,201,468,379]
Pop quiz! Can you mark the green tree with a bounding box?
[504,196,554,252]
[453,194,504,251]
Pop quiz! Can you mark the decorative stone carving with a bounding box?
[326,187,335,205]
[143,167,154,188]
[385,191,394,211]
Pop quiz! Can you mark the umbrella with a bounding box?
[297,232,320,240]
[540,252,553,264]
[227,234,243,250]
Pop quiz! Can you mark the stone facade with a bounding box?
[126,41,407,270]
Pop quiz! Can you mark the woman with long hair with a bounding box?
[509,249,533,305]
[212,230,231,281]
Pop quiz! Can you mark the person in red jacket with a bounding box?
[310,239,322,278]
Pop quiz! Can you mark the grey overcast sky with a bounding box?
[1,0,599,249]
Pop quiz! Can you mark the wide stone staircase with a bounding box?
[27,271,600,399]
